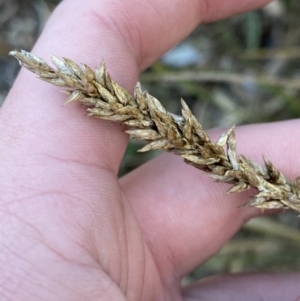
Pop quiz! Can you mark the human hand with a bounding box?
[1,0,300,300]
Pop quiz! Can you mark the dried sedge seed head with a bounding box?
[9,49,300,214]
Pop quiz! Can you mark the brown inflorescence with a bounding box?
[9,49,300,213]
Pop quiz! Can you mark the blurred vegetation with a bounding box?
[1,0,300,283]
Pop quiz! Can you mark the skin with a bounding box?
[0,0,299,300]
